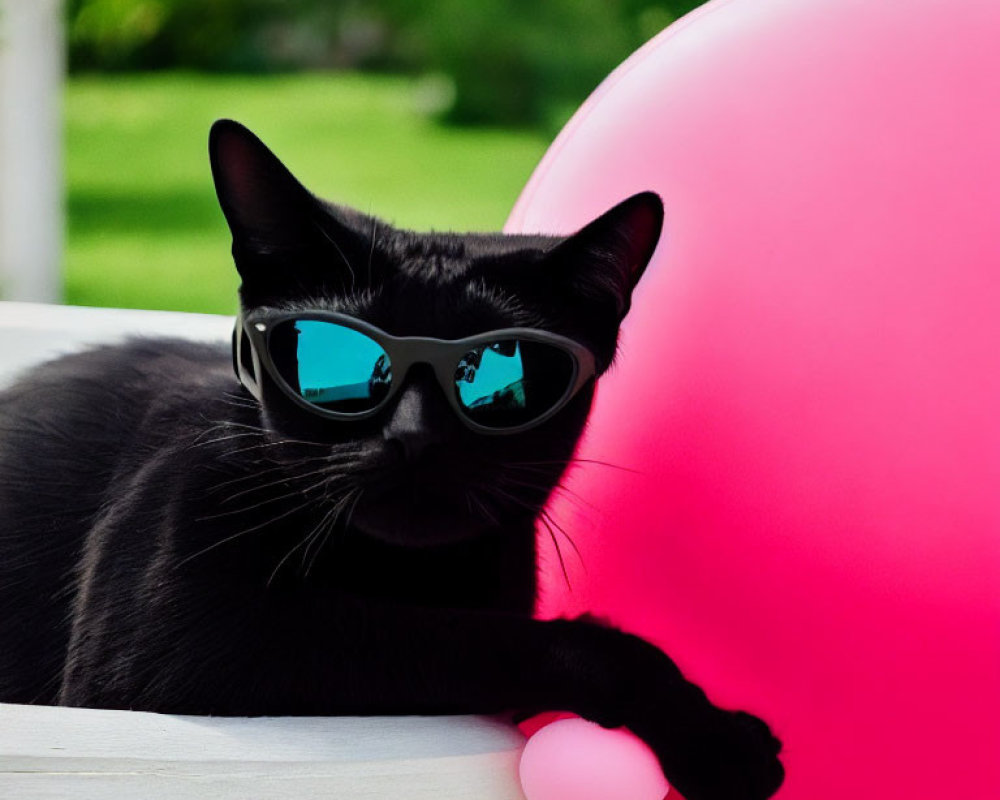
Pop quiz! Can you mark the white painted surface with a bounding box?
[0,300,231,387]
[0,703,527,800]
[0,0,64,303]
[0,302,528,799]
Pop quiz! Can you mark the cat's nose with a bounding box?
[382,368,450,462]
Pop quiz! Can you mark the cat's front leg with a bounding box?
[255,596,785,800]
[538,616,785,800]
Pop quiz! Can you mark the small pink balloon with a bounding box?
[519,717,669,800]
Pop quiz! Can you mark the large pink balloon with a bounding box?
[506,1,1000,798]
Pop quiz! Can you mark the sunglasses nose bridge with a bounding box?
[389,339,458,407]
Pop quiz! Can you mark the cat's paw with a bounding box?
[652,709,784,800]
[547,617,784,799]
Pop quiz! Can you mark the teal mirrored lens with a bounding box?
[454,339,574,428]
[270,320,391,413]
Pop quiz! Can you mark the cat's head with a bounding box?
[210,119,662,548]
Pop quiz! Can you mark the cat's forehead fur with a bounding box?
[273,216,562,338]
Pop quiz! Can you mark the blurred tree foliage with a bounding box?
[66,0,705,128]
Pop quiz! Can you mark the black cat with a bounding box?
[0,120,783,800]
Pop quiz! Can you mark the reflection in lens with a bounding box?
[455,339,574,428]
[270,320,391,413]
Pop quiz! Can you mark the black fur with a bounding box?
[0,120,783,800]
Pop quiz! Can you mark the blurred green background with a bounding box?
[65,0,705,313]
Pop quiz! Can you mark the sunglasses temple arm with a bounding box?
[232,317,265,403]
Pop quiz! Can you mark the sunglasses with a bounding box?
[233,311,597,434]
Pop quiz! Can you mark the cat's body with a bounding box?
[0,121,783,800]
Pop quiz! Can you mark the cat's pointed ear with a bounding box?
[548,191,663,321]
[209,119,316,256]
[209,120,372,301]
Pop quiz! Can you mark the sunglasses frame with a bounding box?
[234,310,597,435]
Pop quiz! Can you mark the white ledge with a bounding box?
[0,301,233,388]
[0,702,527,799]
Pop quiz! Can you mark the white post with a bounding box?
[0,0,64,303]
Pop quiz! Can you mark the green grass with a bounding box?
[66,72,551,314]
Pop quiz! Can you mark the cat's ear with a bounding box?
[209,120,369,298]
[209,119,317,256]
[547,191,663,322]
[525,192,662,370]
